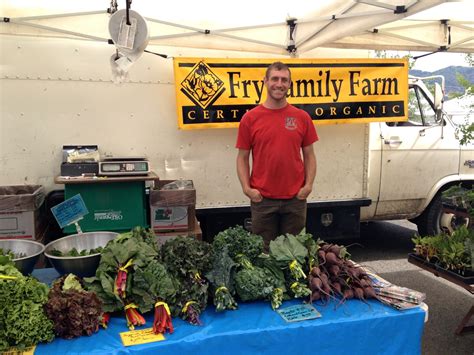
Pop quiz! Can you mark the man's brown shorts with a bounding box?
[250,197,307,250]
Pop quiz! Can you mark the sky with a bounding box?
[410,52,471,72]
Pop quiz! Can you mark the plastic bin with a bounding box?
[63,180,148,234]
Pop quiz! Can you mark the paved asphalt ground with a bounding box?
[337,220,473,355]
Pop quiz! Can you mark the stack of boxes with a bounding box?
[149,180,200,245]
[0,185,46,241]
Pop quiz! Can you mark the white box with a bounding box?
[151,206,190,232]
[0,211,43,240]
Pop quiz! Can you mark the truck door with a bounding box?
[376,83,460,218]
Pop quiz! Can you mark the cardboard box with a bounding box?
[0,185,46,240]
[150,180,196,232]
[154,217,202,247]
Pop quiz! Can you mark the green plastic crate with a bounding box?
[64,181,148,234]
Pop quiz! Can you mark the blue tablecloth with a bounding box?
[33,268,425,355]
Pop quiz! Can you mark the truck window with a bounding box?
[389,86,437,127]
[408,86,437,126]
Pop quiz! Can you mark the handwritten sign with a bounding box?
[120,327,165,347]
[277,303,322,323]
[51,194,88,229]
[1,346,36,355]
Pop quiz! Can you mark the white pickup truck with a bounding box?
[359,76,473,237]
[0,36,472,241]
[196,75,473,240]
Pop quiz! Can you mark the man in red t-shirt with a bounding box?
[236,61,318,249]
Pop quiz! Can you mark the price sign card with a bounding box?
[51,194,88,229]
[1,346,36,355]
[277,303,322,323]
[120,327,165,347]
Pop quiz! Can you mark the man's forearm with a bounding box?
[236,150,251,193]
[303,145,316,188]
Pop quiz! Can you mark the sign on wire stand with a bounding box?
[51,194,88,233]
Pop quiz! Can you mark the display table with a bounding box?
[55,172,160,234]
[408,253,474,335]
[33,268,426,355]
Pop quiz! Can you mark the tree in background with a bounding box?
[454,53,473,146]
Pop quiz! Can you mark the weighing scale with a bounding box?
[99,157,150,176]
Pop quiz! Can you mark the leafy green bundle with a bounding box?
[161,236,212,324]
[44,274,103,339]
[84,230,159,313]
[161,236,213,279]
[213,225,264,263]
[269,233,311,299]
[234,262,284,309]
[0,257,54,351]
[205,247,238,312]
[84,227,179,333]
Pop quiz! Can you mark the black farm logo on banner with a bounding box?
[180,61,225,109]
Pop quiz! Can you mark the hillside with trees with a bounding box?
[410,66,474,97]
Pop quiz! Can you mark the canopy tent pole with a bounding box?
[11,10,105,22]
[357,0,418,12]
[370,29,443,47]
[7,19,108,42]
[295,1,358,49]
[146,16,287,51]
[297,0,443,53]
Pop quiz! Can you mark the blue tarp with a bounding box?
[33,268,425,355]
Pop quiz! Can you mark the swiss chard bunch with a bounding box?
[129,259,177,333]
[0,258,54,352]
[84,230,158,313]
[84,228,171,332]
[44,274,103,339]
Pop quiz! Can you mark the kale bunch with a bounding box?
[161,236,213,278]
[234,262,284,309]
[0,258,54,351]
[206,246,238,312]
[44,274,103,339]
[212,225,264,262]
[161,236,212,324]
[234,266,274,301]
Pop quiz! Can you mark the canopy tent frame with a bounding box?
[1,0,473,55]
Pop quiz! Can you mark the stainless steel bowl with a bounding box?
[44,232,119,277]
[0,239,45,275]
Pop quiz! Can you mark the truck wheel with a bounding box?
[415,194,443,236]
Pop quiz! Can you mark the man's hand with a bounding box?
[296,185,312,200]
[245,188,263,202]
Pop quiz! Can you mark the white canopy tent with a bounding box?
[1,0,473,56]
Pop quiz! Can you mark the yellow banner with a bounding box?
[173,58,408,129]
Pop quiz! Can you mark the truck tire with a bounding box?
[415,194,442,236]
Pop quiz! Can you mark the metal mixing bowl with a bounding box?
[44,232,119,277]
[0,239,45,275]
